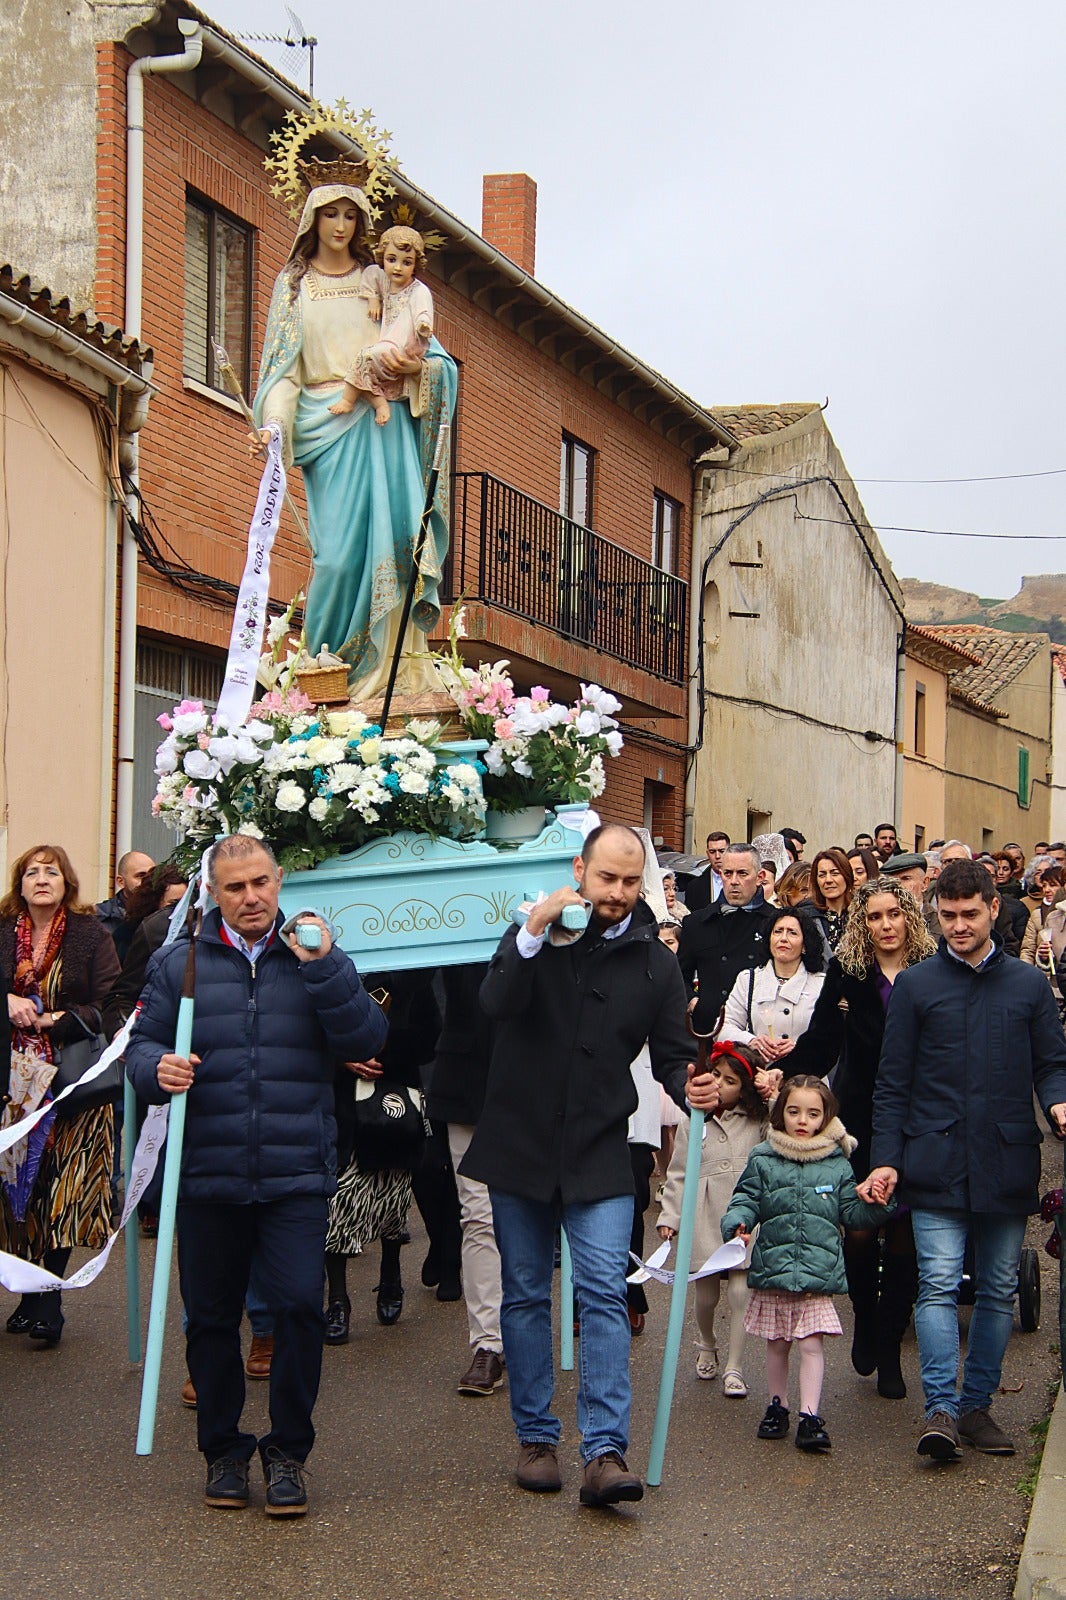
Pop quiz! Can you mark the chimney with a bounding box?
[481,173,537,276]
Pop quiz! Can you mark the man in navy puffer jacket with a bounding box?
[126,836,386,1517]
[862,858,1066,1465]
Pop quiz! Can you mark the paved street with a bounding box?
[1,1154,1061,1600]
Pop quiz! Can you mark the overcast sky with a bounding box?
[207,0,1066,600]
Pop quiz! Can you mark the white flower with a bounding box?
[155,738,179,775]
[587,754,607,798]
[262,742,298,774]
[512,757,533,778]
[604,730,623,757]
[448,763,481,788]
[304,736,347,765]
[484,745,507,776]
[207,734,239,773]
[172,709,209,738]
[183,750,221,781]
[406,718,442,744]
[266,612,292,649]
[575,709,600,738]
[580,684,622,719]
[244,719,275,743]
[325,762,363,793]
[237,822,265,838]
[358,737,381,766]
[325,710,368,739]
[308,796,330,822]
[398,770,430,795]
[275,780,307,812]
[452,606,467,639]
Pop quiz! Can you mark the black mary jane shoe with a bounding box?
[375,1280,404,1326]
[324,1298,351,1345]
[6,1296,38,1334]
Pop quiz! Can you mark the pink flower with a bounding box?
[151,796,163,815]
[530,686,550,704]
[183,785,196,802]
[175,698,204,716]
[156,712,173,730]
[494,718,514,740]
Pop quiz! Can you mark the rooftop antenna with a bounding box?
[238,7,317,96]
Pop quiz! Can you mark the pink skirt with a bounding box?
[743,1289,842,1341]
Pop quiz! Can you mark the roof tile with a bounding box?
[921,624,1047,712]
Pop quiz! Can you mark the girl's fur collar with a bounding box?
[767,1116,856,1163]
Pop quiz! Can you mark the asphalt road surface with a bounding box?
[2,1141,1062,1600]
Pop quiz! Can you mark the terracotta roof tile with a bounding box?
[708,403,821,441]
[921,624,1047,712]
[906,623,983,670]
[0,265,151,373]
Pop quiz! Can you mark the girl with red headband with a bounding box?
[657,1039,769,1396]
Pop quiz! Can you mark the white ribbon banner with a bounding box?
[215,421,286,732]
[626,1235,747,1287]
[0,1011,170,1294]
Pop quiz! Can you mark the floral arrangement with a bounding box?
[153,697,486,873]
[434,617,624,813]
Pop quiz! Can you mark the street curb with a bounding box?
[1015,1383,1066,1599]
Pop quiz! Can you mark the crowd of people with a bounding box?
[2,819,1065,1515]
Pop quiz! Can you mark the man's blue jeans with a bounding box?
[911,1209,1027,1419]
[490,1190,633,1463]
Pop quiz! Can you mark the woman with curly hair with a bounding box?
[775,877,936,1401]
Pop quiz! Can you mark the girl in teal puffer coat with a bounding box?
[720,1075,895,1453]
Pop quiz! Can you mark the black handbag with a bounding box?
[50,1010,122,1118]
[350,1077,428,1172]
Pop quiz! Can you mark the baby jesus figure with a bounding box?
[328,224,434,425]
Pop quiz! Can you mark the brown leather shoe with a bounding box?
[627,1307,646,1336]
[458,1347,505,1396]
[516,1442,562,1492]
[579,1451,644,1507]
[181,1377,197,1409]
[245,1334,274,1380]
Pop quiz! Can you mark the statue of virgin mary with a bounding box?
[253,171,457,698]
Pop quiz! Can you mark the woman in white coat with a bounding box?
[718,906,827,1068]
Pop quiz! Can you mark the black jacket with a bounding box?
[678,895,776,1033]
[461,900,692,1204]
[784,958,897,1181]
[0,913,120,1087]
[423,962,493,1125]
[871,939,1066,1213]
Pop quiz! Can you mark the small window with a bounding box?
[914,825,926,851]
[914,681,926,757]
[652,491,680,573]
[560,434,594,528]
[183,192,253,395]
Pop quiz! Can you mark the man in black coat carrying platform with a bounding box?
[678,841,776,1033]
[461,823,716,1509]
[861,858,1066,1464]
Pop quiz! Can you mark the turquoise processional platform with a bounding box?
[277,809,585,971]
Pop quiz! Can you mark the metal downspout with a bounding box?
[117,18,203,858]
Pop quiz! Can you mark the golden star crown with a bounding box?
[265,100,401,222]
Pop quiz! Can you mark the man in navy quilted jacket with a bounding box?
[127,835,386,1518]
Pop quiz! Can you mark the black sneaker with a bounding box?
[204,1456,250,1509]
[795,1412,831,1452]
[263,1448,309,1517]
[756,1396,790,1439]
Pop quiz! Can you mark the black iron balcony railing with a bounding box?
[448,473,688,683]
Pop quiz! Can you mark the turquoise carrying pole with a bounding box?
[560,1225,574,1371]
[136,911,198,1455]
[123,1075,141,1363]
[647,1105,705,1487]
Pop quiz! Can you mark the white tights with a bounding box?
[766,1333,825,1416]
[694,1269,751,1374]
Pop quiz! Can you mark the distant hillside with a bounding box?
[901,574,1066,645]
